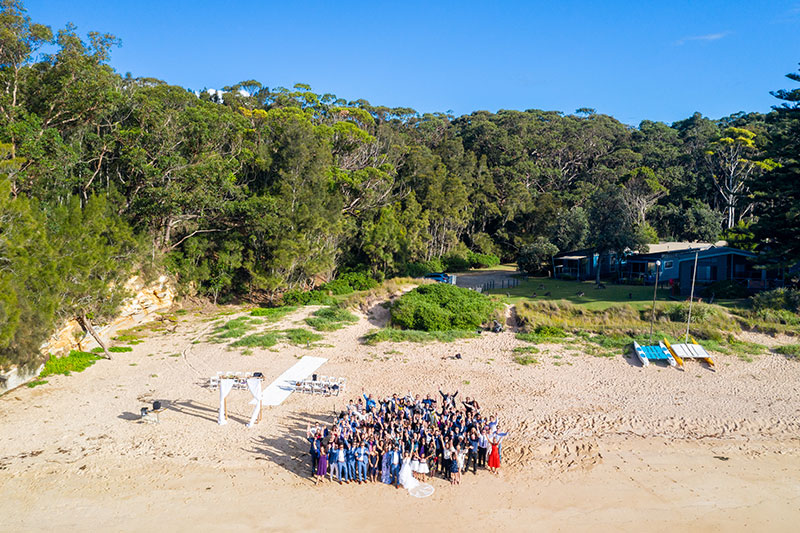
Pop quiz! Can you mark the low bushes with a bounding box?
[40,350,102,378]
[282,289,337,306]
[283,328,324,345]
[305,306,358,331]
[282,273,380,303]
[404,258,446,278]
[404,252,499,277]
[705,280,749,299]
[467,251,500,269]
[775,344,800,358]
[750,288,800,313]
[230,332,280,348]
[250,306,297,320]
[363,328,477,345]
[390,283,498,331]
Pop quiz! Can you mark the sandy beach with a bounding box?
[1,304,799,532]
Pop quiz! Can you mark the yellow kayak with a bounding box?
[690,336,715,368]
[662,338,684,368]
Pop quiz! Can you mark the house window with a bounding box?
[663,261,673,269]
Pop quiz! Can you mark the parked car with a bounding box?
[424,272,452,284]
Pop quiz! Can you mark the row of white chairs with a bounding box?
[209,371,252,390]
[294,376,346,396]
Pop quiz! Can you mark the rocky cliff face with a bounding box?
[0,275,176,394]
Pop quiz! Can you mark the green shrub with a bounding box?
[404,258,445,278]
[230,332,280,348]
[39,351,102,378]
[514,354,539,365]
[513,345,540,354]
[442,253,472,272]
[314,306,358,322]
[517,238,558,275]
[390,283,497,331]
[751,308,800,326]
[534,325,566,338]
[282,289,337,306]
[338,272,378,291]
[666,303,723,323]
[305,306,359,331]
[283,328,323,345]
[250,306,297,320]
[705,279,749,299]
[751,288,800,313]
[320,279,354,295]
[468,252,500,269]
[775,344,800,357]
[212,316,258,339]
[108,346,133,353]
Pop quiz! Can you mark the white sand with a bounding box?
[1,304,799,532]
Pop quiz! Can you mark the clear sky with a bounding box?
[22,0,800,125]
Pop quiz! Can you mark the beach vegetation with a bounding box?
[390,283,498,331]
[230,332,280,348]
[1,2,799,371]
[362,328,477,345]
[775,344,800,358]
[249,306,297,320]
[282,328,324,345]
[38,351,102,379]
[305,306,358,331]
[513,354,539,365]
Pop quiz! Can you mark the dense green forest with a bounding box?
[0,0,798,368]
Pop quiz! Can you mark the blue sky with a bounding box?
[23,0,800,125]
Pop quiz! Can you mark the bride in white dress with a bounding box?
[398,452,420,490]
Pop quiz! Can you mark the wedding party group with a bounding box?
[305,390,507,490]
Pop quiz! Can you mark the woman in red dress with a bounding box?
[487,435,501,473]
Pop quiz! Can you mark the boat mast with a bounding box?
[649,260,661,344]
[685,251,699,342]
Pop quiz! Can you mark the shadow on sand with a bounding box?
[246,411,335,478]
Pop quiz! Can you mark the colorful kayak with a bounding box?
[633,341,677,367]
[664,338,714,369]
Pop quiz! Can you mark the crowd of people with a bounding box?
[304,389,508,488]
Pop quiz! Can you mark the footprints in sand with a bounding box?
[498,412,800,473]
[548,441,603,473]
[502,440,602,473]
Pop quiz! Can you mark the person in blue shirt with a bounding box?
[362,391,376,413]
[355,442,368,483]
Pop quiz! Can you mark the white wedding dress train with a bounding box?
[398,457,434,498]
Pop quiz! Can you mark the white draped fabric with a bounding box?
[398,457,435,498]
[246,377,262,428]
[217,378,235,425]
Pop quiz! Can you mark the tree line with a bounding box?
[1,0,798,367]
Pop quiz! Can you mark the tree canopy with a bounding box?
[1,1,798,368]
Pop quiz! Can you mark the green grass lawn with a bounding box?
[470,263,519,272]
[488,276,671,310]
